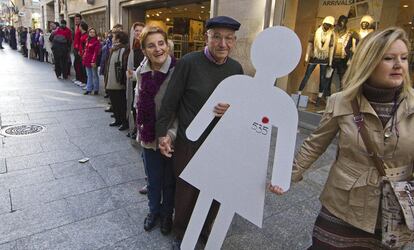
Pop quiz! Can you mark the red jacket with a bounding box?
[73,25,82,51]
[82,37,101,67]
[52,27,72,47]
[79,32,88,56]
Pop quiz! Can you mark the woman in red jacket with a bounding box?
[82,27,101,95]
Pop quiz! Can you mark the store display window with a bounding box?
[144,1,210,59]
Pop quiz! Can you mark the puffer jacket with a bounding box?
[292,90,414,233]
[82,37,100,68]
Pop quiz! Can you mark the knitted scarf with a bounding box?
[314,26,333,60]
[137,56,176,143]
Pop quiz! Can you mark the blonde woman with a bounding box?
[270,27,414,249]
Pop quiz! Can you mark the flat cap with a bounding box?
[206,16,241,31]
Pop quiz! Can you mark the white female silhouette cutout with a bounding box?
[180,26,302,250]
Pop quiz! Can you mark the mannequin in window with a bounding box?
[297,16,335,105]
[326,15,352,95]
[346,15,375,60]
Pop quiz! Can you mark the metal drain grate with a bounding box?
[0,124,45,137]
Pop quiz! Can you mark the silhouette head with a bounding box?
[251,26,301,81]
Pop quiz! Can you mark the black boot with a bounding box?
[160,215,173,235]
[144,213,159,231]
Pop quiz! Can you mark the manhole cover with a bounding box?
[0,124,45,137]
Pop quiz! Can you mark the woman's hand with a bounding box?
[159,135,174,158]
[91,63,96,68]
[268,184,285,195]
[213,103,230,117]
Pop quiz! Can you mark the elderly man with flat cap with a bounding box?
[155,16,243,249]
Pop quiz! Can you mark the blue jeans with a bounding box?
[298,63,329,95]
[85,66,99,91]
[142,148,175,216]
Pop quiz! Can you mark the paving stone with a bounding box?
[224,230,280,250]
[0,158,6,174]
[40,138,79,152]
[0,200,74,244]
[0,241,18,250]
[89,149,140,170]
[262,202,317,250]
[263,178,322,219]
[0,142,43,158]
[0,165,55,190]
[10,171,106,210]
[50,160,96,179]
[0,190,10,215]
[109,180,148,208]
[99,232,173,250]
[6,149,84,172]
[78,139,134,158]
[96,163,145,186]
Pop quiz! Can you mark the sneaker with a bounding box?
[82,86,87,90]
[79,83,86,87]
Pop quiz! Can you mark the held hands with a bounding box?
[213,103,230,117]
[158,135,174,158]
[127,69,133,79]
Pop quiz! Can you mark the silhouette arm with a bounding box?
[186,78,236,142]
[270,98,299,191]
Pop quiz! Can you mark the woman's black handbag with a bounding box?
[114,48,124,83]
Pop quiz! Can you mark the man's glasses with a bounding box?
[207,33,235,44]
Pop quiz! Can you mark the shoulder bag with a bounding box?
[351,98,414,249]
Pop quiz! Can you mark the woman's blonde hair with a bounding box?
[342,27,413,100]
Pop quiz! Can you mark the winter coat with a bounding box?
[82,37,101,68]
[292,91,414,233]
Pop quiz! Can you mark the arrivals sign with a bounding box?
[318,0,353,19]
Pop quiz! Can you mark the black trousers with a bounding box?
[108,89,127,125]
[53,47,69,78]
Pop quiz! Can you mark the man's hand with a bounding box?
[213,103,230,117]
[159,135,174,158]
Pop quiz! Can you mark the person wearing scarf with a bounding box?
[134,26,177,236]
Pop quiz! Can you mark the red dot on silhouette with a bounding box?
[262,117,269,124]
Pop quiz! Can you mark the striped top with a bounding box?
[362,83,402,127]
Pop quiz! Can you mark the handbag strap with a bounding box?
[351,97,387,176]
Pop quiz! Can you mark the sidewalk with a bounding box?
[0,44,337,250]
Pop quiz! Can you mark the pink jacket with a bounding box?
[82,37,101,67]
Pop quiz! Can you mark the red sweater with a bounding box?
[73,25,82,51]
[82,37,101,67]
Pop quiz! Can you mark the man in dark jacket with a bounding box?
[51,20,72,79]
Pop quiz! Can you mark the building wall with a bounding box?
[216,0,267,76]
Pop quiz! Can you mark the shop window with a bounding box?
[144,1,210,59]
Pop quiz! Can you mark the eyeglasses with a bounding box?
[207,33,236,44]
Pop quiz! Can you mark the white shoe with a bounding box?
[71,78,77,83]
[82,86,87,90]
[80,83,86,87]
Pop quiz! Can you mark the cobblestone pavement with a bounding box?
[0,44,338,250]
